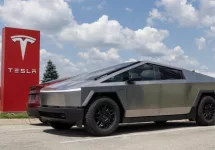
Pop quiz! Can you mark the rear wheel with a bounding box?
[84,97,120,136]
[196,96,215,126]
[49,122,73,130]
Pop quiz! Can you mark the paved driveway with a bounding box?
[0,120,215,150]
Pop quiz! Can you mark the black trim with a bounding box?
[146,63,186,80]
[189,106,197,120]
[123,114,191,123]
[38,107,84,126]
[94,61,141,80]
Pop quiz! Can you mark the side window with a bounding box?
[104,71,129,82]
[104,63,156,82]
[158,66,184,80]
[129,63,156,81]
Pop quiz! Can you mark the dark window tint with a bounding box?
[129,64,155,81]
[104,71,129,82]
[104,63,156,82]
[158,66,184,80]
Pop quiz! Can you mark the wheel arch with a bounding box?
[84,92,125,123]
[194,90,215,107]
[189,90,215,120]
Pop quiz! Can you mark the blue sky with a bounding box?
[0,0,215,79]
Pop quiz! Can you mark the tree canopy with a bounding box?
[42,59,59,83]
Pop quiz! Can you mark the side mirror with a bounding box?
[126,73,141,84]
[126,79,134,84]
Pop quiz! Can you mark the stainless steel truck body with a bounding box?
[38,61,215,136]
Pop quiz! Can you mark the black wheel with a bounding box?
[154,121,167,124]
[84,97,120,136]
[196,96,215,126]
[49,122,73,130]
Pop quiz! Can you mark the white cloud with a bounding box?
[77,47,123,71]
[0,0,75,34]
[125,7,132,12]
[205,26,215,37]
[195,37,206,50]
[40,48,122,79]
[58,14,213,73]
[97,0,106,9]
[59,15,170,56]
[78,47,120,62]
[211,26,215,31]
[40,49,83,79]
[152,0,199,27]
[147,8,173,25]
[125,58,137,62]
[138,46,204,71]
[149,0,215,28]
[0,0,214,80]
[199,0,215,27]
[65,0,85,2]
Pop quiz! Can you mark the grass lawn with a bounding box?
[0,112,31,119]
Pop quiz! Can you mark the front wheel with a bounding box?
[84,97,121,136]
[49,122,73,130]
[196,96,215,126]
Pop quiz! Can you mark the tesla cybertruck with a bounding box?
[38,61,215,136]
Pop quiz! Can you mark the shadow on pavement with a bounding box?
[43,127,89,137]
[42,121,197,137]
[116,121,196,135]
[30,123,49,126]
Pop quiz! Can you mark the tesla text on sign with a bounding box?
[1,27,40,112]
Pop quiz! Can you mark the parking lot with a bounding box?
[1,119,215,150]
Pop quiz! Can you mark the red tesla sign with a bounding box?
[1,27,40,112]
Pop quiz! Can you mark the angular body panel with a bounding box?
[40,89,82,107]
[38,61,215,128]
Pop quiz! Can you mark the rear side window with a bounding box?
[157,66,184,80]
[104,71,129,82]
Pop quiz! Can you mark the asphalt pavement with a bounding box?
[0,119,215,150]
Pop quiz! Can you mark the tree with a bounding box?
[42,59,59,83]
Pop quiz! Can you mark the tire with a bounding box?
[84,97,121,136]
[154,121,167,124]
[49,122,73,130]
[196,96,215,126]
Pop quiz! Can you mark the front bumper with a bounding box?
[38,106,84,125]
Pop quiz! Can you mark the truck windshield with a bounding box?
[69,61,140,81]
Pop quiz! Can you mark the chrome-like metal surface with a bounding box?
[126,82,161,116]
[125,109,160,117]
[39,60,215,119]
[82,90,94,106]
[40,89,81,107]
[125,107,191,117]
